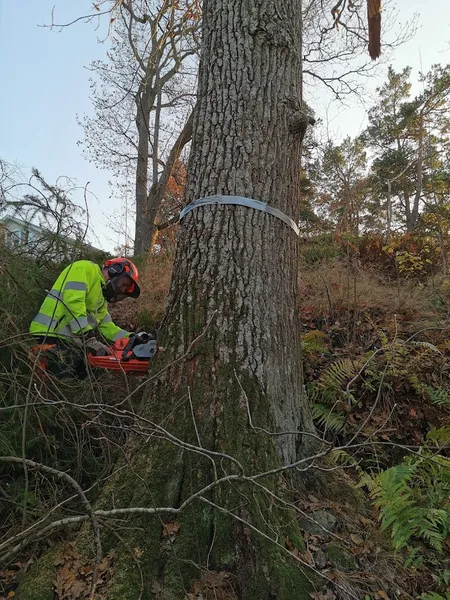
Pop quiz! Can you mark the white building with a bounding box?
[0,215,45,250]
[0,215,103,258]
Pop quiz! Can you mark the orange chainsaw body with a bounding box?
[87,337,153,373]
[31,337,155,376]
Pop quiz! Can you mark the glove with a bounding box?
[85,338,112,357]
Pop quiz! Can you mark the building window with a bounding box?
[6,230,15,248]
[4,228,28,247]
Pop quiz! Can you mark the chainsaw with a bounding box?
[88,334,158,374]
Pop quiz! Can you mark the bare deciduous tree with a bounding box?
[302,0,415,99]
[79,0,200,254]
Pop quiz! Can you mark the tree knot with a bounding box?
[286,99,316,138]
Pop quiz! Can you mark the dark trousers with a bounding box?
[33,337,87,379]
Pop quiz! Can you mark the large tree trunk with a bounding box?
[126,0,314,591]
[134,82,156,255]
[18,1,318,598]
[173,0,313,462]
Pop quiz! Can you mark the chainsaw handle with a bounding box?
[121,332,154,362]
[121,338,135,362]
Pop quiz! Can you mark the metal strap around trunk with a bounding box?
[179,195,300,237]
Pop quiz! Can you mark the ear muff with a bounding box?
[102,258,140,299]
[102,278,118,302]
[105,261,125,279]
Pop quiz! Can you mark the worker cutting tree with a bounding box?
[29,257,155,378]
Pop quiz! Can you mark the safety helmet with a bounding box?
[103,257,141,301]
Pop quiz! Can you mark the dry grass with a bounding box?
[111,252,448,336]
[299,259,445,331]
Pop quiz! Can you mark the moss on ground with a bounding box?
[326,542,357,572]
[17,545,59,600]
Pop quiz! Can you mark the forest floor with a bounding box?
[2,239,450,599]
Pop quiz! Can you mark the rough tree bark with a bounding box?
[18,0,320,598]
[124,0,316,591]
[128,0,315,592]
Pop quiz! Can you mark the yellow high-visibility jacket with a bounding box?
[29,260,130,342]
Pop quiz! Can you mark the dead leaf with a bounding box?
[98,551,114,572]
[308,540,321,552]
[350,533,364,545]
[55,577,63,599]
[67,579,85,599]
[163,521,181,537]
[297,549,314,565]
[151,579,163,596]
[53,558,63,567]
[191,579,202,594]
[285,537,294,551]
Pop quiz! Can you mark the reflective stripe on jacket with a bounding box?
[29,260,130,342]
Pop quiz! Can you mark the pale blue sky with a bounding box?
[0,1,117,249]
[1,1,450,251]
[315,1,450,140]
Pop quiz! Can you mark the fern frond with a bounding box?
[426,427,450,448]
[329,449,362,472]
[311,403,345,433]
[357,471,379,492]
[424,385,450,407]
[419,509,450,552]
[377,330,389,347]
[362,458,450,551]
[408,340,442,354]
[314,356,365,405]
